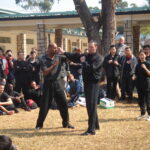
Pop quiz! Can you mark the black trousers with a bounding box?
[106,77,118,99]
[36,80,69,128]
[137,89,150,115]
[15,79,29,99]
[84,82,99,132]
[121,75,133,100]
[14,98,29,109]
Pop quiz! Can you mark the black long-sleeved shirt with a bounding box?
[64,52,103,83]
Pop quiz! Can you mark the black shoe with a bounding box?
[14,109,19,113]
[63,123,75,129]
[24,107,31,111]
[95,126,100,130]
[81,131,96,136]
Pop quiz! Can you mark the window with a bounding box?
[0,37,11,43]
[26,39,34,44]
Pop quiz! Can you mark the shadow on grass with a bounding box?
[0,128,83,137]
[78,117,136,123]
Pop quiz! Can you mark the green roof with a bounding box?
[0,6,150,20]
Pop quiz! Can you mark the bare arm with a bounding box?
[0,98,13,106]
[141,64,150,76]
[43,60,59,76]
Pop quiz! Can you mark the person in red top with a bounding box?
[0,47,8,81]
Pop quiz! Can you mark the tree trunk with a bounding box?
[101,0,117,55]
[73,0,102,53]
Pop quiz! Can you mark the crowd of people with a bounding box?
[0,37,150,136]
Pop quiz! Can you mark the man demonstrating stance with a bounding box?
[35,43,74,130]
[60,41,103,135]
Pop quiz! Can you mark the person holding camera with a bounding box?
[0,47,7,81]
[103,45,120,99]
[5,50,16,85]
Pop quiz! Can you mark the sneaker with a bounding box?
[68,102,77,108]
[81,131,96,136]
[137,115,146,120]
[146,116,150,121]
[24,107,31,111]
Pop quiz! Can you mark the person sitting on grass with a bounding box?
[0,80,16,115]
[26,81,41,107]
[5,83,31,112]
[0,135,19,150]
[66,74,82,107]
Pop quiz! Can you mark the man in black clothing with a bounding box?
[5,83,31,111]
[14,52,32,98]
[60,41,103,135]
[35,43,74,130]
[0,81,16,115]
[103,45,120,99]
[143,45,150,62]
[27,49,40,84]
[26,81,41,107]
[119,47,137,103]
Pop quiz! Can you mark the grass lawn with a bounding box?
[0,101,150,150]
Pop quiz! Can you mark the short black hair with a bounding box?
[0,135,12,150]
[5,49,12,54]
[0,47,4,53]
[143,45,150,49]
[109,45,116,49]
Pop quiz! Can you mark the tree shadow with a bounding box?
[0,128,83,137]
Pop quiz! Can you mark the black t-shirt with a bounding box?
[6,91,20,97]
[135,61,150,90]
[0,92,10,102]
[41,54,66,81]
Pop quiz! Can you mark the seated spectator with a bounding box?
[66,74,82,107]
[26,81,41,107]
[0,80,16,115]
[0,135,18,150]
[5,83,31,112]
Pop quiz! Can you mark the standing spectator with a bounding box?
[120,47,137,103]
[35,43,74,130]
[69,48,83,88]
[103,45,120,99]
[0,47,8,80]
[5,50,16,84]
[133,51,150,121]
[14,51,31,98]
[116,36,127,56]
[28,49,40,84]
[61,41,103,135]
[143,45,150,62]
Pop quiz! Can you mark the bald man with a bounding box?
[35,43,74,130]
[116,36,127,56]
